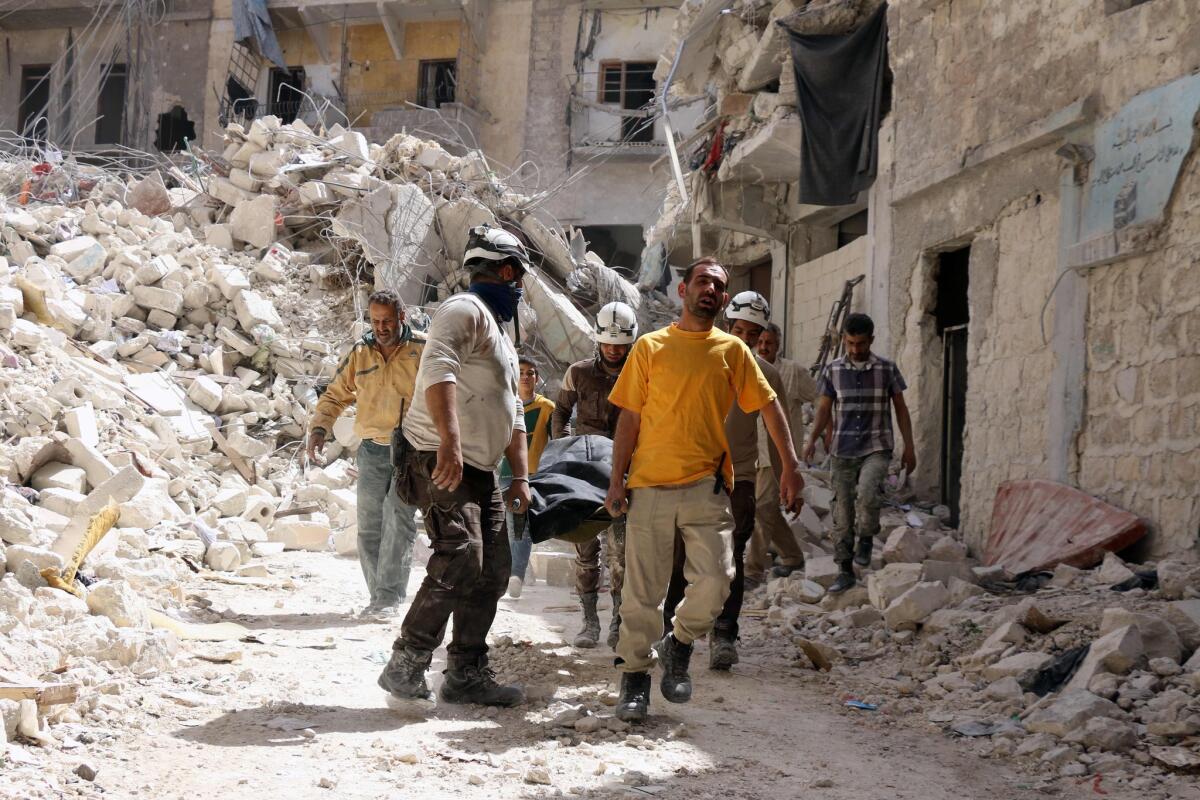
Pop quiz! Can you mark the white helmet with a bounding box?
[595,301,638,345]
[463,224,530,273]
[726,290,770,329]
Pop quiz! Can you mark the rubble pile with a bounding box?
[0,116,652,751]
[742,468,1200,789]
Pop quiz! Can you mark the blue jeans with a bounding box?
[507,510,532,582]
[356,440,418,607]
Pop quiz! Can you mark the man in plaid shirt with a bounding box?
[804,313,916,593]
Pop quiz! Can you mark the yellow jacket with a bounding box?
[524,394,556,473]
[310,328,425,444]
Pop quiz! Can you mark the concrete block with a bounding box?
[1100,607,1183,662]
[145,309,177,329]
[44,297,87,334]
[208,177,255,207]
[298,181,335,207]
[804,555,841,588]
[982,651,1054,684]
[85,579,149,628]
[330,131,370,164]
[0,508,36,545]
[132,285,183,316]
[1098,552,1136,585]
[270,514,331,551]
[929,535,968,561]
[868,562,923,610]
[882,526,927,564]
[77,465,147,518]
[135,254,178,286]
[211,264,251,300]
[241,496,275,527]
[63,402,100,447]
[30,462,87,494]
[37,487,87,518]
[0,285,24,316]
[205,224,235,250]
[216,325,258,357]
[1024,690,1125,737]
[737,0,798,91]
[187,376,223,413]
[256,244,290,282]
[61,242,108,282]
[1163,600,1200,653]
[0,302,18,331]
[62,438,118,487]
[9,319,45,349]
[718,113,802,183]
[1064,716,1138,752]
[233,290,283,332]
[204,541,241,572]
[230,195,276,249]
[921,559,976,586]
[883,581,949,629]
[333,526,358,556]
[229,167,262,192]
[1065,625,1144,692]
[225,430,271,459]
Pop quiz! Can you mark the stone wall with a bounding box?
[1077,152,1200,556]
[786,236,868,368]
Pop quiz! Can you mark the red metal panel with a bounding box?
[984,479,1147,575]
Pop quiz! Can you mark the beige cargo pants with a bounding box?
[616,481,734,673]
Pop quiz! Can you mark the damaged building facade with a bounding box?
[650,0,1200,559]
[2,0,697,273]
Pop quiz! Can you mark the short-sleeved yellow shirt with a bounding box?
[608,323,777,489]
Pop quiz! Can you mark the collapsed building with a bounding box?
[646,0,1200,559]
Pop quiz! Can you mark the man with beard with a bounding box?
[606,259,804,722]
[308,289,422,618]
[377,225,530,707]
[552,301,638,649]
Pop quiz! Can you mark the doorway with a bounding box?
[935,247,969,527]
[19,65,51,143]
[268,67,306,123]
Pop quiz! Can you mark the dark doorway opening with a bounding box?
[418,59,457,108]
[19,65,51,143]
[836,209,869,248]
[156,106,195,152]
[578,224,645,276]
[226,75,258,121]
[935,247,970,527]
[268,67,305,123]
[95,63,127,145]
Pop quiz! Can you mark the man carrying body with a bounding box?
[747,322,819,583]
[378,225,531,707]
[804,313,916,594]
[308,289,422,618]
[606,259,804,722]
[662,291,790,671]
[552,301,637,650]
[505,357,555,599]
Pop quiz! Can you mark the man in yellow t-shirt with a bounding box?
[605,257,805,723]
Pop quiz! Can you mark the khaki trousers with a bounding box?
[616,482,734,673]
[746,466,805,580]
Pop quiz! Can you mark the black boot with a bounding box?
[708,629,738,671]
[854,537,873,568]
[607,592,622,650]
[440,655,525,707]
[616,671,651,722]
[829,565,857,594]
[574,592,601,648]
[652,633,693,703]
[770,564,801,579]
[377,645,434,702]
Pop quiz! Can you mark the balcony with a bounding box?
[569,100,667,160]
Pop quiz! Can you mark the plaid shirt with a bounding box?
[818,353,907,458]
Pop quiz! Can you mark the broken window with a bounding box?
[598,61,657,143]
[836,209,869,248]
[95,63,127,145]
[226,76,258,122]
[19,65,51,143]
[268,67,306,123]
[578,225,645,276]
[156,106,195,152]
[418,60,457,109]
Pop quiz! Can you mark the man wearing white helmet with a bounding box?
[552,300,637,650]
[378,224,531,708]
[661,290,794,671]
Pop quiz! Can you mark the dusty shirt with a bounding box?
[552,357,622,438]
[609,324,776,490]
[402,293,524,471]
[757,356,816,467]
[310,328,424,444]
[817,353,907,458]
[726,355,783,484]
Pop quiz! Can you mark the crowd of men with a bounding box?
[308,224,915,720]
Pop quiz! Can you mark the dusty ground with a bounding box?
[6,547,1156,800]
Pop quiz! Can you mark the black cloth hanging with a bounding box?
[782,2,889,206]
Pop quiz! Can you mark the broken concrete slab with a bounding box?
[1099,607,1184,663]
[229,196,277,250]
[1065,625,1144,692]
[883,581,949,629]
[718,113,802,183]
[867,562,924,610]
[269,515,331,552]
[882,526,927,564]
[1024,690,1126,737]
[982,651,1054,683]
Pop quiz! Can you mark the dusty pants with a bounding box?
[663,480,755,639]
[393,450,510,665]
[356,440,419,607]
[575,517,627,596]
[831,451,890,566]
[746,466,805,579]
[616,482,733,674]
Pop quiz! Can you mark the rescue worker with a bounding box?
[606,258,804,722]
[552,301,637,649]
[505,356,555,599]
[661,291,789,670]
[378,225,530,707]
[307,289,423,618]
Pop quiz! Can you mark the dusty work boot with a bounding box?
[606,593,622,650]
[708,630,738,671]
[770,564,801,579]
[573,592,601,648]
[653,633,693,703]
[377,646,434,702]
[616,671,651,723]
[854,537,874,568]
[440,655,525,707]
[828,566,857,594]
